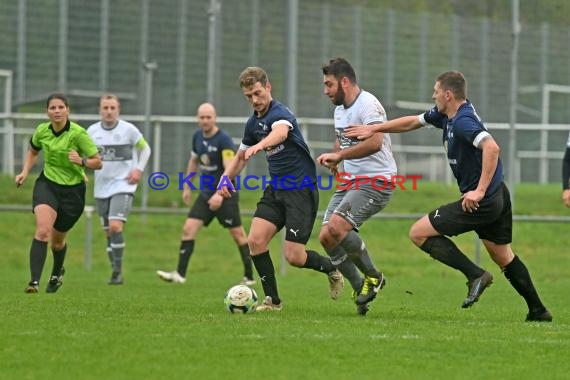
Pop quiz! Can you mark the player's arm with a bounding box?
[128,138,151,184]
[475,136,500,195]
[221,148,236,171]
[337,131,382,160]
[182,154,199,206]
[15,146,40,187]
[317,130,383,169]
[222,149,247,181]
[244,123,289,160]
[68,150,102,170]
[184,154,199,189]
[461,135,500,212]
[217,149,248,198]
[71,131,102,170]
[562,146,570,207]
[135,138,151,170]
[343,115,425,140]
[82,153,103,170]
[208,147,236,207]
[317,140,341,174]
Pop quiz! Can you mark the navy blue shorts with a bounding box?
[188,192,242,228]
[428,182,512,244]
[254,185,319,244]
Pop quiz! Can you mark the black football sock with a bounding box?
[238,244,253,279]
[30,238,48,282]
[51,244,67,277]
[503,255,547,313]
[110,232,125,273]
[303,250,336,274]
[176,240,195,278]
[420,236,485,281]
[326,245,363,292]
[341,231,381,278]
[252,251,280,304]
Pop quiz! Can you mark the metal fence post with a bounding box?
[84,205,94,271]
[141,61,158,223]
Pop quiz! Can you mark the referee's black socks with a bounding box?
[29,238,48,282]
[51,244,67,277]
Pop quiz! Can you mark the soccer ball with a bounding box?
[224,284,258,314]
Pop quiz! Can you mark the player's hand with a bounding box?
[316,153,342,169]
[343,125,375,140]
[15,172,26,188]
[182,188,191,206]
[127,169,142,184]
[68,150,82,165]
[208,193,223,211]
[562,189,570,208]
[245,144,264,160]
[328,165,339,176]
[461,190,484,213]
[216,176,235,199]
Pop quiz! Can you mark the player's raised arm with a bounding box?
[244,123,289,160]
[343,115,425,140]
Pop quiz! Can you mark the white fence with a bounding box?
[1,111,568,184]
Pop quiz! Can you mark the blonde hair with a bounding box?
[99,94,120,106]
[238,66,269,88]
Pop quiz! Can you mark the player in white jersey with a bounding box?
[87,94,151,285]
[317,57,397,315]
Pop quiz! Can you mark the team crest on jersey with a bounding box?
[200,154,210,165]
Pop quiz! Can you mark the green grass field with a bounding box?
[1,175,569,379]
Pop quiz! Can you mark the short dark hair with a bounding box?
[321,57,357,84]
[46,93,69,108]
[436,71,466,100]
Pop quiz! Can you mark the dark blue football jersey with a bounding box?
[423,101,503,198]
[241,100,317,189]
[192,128,235,196]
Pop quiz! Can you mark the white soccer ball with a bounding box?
[224,285,258,314]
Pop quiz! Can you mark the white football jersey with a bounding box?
[333,90,397,179]
[87,119,144,198]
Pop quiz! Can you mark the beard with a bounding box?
[331,86,345,106]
